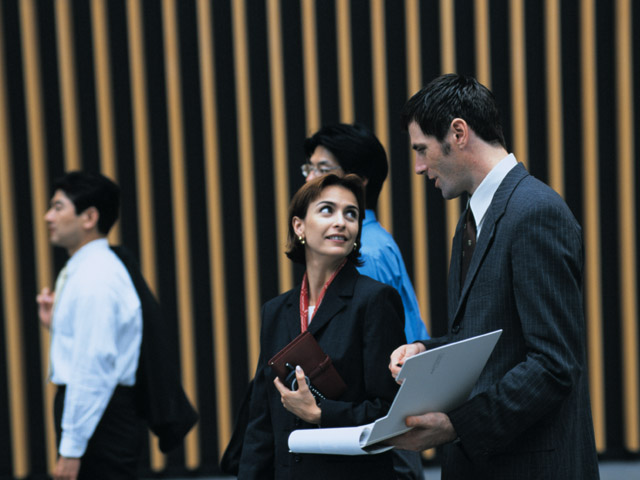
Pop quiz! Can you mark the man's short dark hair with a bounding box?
[304,123,388,212]
[401,73,507,150]
[53,171,120,235]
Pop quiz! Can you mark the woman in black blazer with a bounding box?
[238,174,406,479]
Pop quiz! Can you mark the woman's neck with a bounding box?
[305,257,345,305]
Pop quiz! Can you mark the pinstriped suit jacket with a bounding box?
[424,164,599,479]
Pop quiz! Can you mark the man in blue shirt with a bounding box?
[303,123,429,479]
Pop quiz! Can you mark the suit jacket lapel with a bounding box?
[307,263,356,335]
[283,285,302,339]
[451,164,529,325]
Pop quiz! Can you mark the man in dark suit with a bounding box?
[388,74,599,479]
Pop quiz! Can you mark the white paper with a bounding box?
[287,423,393,455]
[288,330,502,455]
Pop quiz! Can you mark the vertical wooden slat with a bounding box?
[544,0,564,197]
[266,0,293,294]
[370,0,392,233]
[55,0,82,171]
[196,0,233,458]
[19,0,57,473]
[231,0,261,374]
[0,4,28,475]
[474,0,491,88]
[301,0,320,133]
[406,5,433,459]
[509,0,528,167]
[580,0,606,452]
[125,0,164,469]
[439,0,460,262]
[336,0,354,123]
[405,0,431,338]
[161,0,200,468]
[615,0,639,452]
[90,0,120,244]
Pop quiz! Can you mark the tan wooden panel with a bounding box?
[196,0,233,458]
[580,0,606,453]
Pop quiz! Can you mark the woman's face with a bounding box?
[293,185,360,265]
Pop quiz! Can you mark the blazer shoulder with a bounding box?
[511,176,579,222]
[261,288,298,320]
[352,274,403,310]
[354,272,398,294]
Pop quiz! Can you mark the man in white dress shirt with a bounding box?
[37,172,143,480]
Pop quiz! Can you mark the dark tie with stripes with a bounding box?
[461,206,476,288]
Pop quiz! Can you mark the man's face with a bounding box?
[44,190,86,252]
[303,146,343,182]
[408,121,469,199]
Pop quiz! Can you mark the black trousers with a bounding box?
[55,385,144,480]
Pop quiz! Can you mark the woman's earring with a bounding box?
[298,235,305,245]
[353,242,357,251]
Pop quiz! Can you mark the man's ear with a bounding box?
[81,206,100,231]
[450,118,469,147]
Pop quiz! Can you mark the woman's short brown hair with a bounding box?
[285,174,365,265]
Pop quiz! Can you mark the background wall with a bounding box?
[0,0,638,478]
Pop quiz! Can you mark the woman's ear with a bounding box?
[292,216,304,238]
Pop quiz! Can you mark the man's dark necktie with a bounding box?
[460,206,477,287]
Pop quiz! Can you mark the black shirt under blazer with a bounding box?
[238,262,406,480]
[423,164,599,479]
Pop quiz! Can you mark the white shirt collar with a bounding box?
[469,153,518,235]
[67,238,109,272]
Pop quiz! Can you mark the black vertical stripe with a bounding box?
[385,1,412,256]
[34,0,64,177]
[559,0,583,224]
[108,0,139,255]
[280,0,306,193]
[454,0,476,76]
[488,0,512,151]
[69,0,98,171]
[315,0,339,124]
[246,0,280,306]
[634,0,640,373]
[595,0,623,454]
[349,0,373,125]
[524,0,548,182]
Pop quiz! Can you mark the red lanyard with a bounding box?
[299,259,347,332]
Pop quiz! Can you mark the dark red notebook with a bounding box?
[268,330,347,400]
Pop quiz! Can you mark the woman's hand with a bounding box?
[274,366,321,424]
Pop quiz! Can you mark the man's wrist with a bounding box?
[59,435,88,459]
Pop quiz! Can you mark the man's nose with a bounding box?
[306,170,319,182]
[414,158,427,175]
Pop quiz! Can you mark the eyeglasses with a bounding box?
[300,163,342,178]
